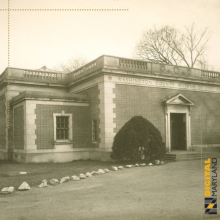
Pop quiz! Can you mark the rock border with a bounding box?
[1,160,165,195]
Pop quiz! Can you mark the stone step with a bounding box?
[165,152,220,162]
[165,154,176,162]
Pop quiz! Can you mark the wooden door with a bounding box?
[171,113,186,150]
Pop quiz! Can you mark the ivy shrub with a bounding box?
[110,116,166,162]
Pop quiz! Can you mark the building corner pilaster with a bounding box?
[98,76,116,151]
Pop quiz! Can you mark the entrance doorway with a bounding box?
[170,113,186,151]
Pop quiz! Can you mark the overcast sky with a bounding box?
[0,0,220,73]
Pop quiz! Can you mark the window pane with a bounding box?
[61,130,64,139]
[64,122,68,128]
[57,122,60,128]
[65,130,68,139]
[56,129,60,139]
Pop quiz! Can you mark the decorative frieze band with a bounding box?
[107,75,220,93]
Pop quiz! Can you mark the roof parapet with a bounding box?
[1,55,220,87]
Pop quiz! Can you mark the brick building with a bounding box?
[0,55,220,163]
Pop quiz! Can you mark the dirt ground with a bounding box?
[0,160,219,220]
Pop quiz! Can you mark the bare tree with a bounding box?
[55,55,88,73]
[134,23,211,68]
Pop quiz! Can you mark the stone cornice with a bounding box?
[11,90,89,106]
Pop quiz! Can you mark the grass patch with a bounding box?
[0,159,147,190]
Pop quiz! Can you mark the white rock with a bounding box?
[160,161,165,165]
[111,166,118,171]
[91,171,99,175]
[139,163,146,166]
[18,182,30,191]
[86,172,92,177]
[50,179,59,185]
[103,169,110,173]
[8,186,15,193]
[1,186,14,194]
[38,179,47,188]
[38,183,44,188]
[98,169,105,174]
[148,163,153,166]
[42,179,47,187]
[126,165,133,168]
[70,175,80,181]
[79,174,86,179]
[134,163,139,167]
[1,187,9,193]
[60,176,70,184]
[154,160,160,165]
[19,172,27,175]
[118,166,124,169]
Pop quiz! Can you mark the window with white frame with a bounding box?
[53,111,72,142]
[56,116,69,140]
[92,119,98,143]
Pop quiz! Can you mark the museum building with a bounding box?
[0,55,220,163]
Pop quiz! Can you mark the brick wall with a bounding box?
[35,104,92,149]
[0,94,6,149]
[14,106,24,149]
[114,84,220,145]
[77,86,100,144]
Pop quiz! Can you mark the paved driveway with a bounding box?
[0,160,219,220]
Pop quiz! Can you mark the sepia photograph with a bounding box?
[0,0,219,219]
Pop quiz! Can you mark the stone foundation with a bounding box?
[192,144,220,152]
[12,149,113,163]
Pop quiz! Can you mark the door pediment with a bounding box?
[164,93,194,106]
